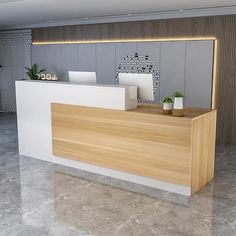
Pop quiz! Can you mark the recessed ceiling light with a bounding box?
[84,17,89,19]
[179,9,184,12]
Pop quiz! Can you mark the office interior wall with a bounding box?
[0,30,31,112]
[32,40,214,108]
[32,15,236,144]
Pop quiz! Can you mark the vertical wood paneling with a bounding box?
[32,15,236,144]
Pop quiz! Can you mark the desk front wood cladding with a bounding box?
[51,103,217,195]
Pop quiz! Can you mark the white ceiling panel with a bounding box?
[0,0,236,28]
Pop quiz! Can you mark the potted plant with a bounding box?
[172,91,184,117]
[161,96,173,114]
[25,64,45,80]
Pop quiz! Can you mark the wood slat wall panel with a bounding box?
[33,15,236,144]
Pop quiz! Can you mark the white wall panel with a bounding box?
[137,42,161,101]
[11,48,23,67]
[31,45,46,69]
[1,48,11,67]
[137,42,161,63]
[115,42,137,69]
[61,44,78,81]
[185,41,214,108]
[19,39,214,110]
[78,44,96,72]
[97,43,116,84]
[46,45,63,80]
[22,47,31,80]
[0,67,14,111]
[0,30,31,111]
[160,41,186,100]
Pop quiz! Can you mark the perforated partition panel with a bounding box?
[115,52,160,102]
[0,30,32,112]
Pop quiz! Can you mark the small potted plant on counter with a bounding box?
[172,91,184,117]
[25,64,45,80]
[161,96,173,114]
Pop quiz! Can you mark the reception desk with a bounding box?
[51,103,216,196]
[16,80,216,196]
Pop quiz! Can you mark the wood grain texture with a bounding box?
[191,110,217,194]
[51,103,216,194]
[33,15,236,145]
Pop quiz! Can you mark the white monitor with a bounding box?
[118,73,154,101]
[68,71,97,84]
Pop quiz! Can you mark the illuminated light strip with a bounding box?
[211,39,218,109]
[32,37,218,109]
[32,37,217,45]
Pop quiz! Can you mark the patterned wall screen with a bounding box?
[115,52,159,102]
[0,30,32,112]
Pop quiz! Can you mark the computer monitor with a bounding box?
[68,71,97,84]
[118,73,154,101]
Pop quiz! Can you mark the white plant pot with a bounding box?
[173,97,183,109]
[163,103,173,110]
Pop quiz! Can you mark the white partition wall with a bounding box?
[61,44,78,81]
[159,41,186,100]
[0,30,31,112]
[137,42,161,101]
[31,45,47,69]
[96,43,116,84]
[46,45,63,77]
[31,39,214,108]
[185,41,214,108]
[78,44,96,72]
[115,42,137,68]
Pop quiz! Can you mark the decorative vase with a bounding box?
[172,97,184,117]
[163,102,173,114]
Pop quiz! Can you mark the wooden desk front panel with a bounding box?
[51,103,192,186]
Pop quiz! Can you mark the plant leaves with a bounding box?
[25,64,46,80]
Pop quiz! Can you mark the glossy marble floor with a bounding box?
[0,113,236,236]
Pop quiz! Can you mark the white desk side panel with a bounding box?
[15,81,136,160]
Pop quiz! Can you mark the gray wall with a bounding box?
[0,35,213,111]
[0,30,31,112]
[32,40,214,108]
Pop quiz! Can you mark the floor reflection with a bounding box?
[52,171,214,236]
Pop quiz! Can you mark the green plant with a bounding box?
[25,64,45,80]
[161,96,173,104]
[172,91,184,98]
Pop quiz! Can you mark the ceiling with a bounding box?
[0,0,236,28]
